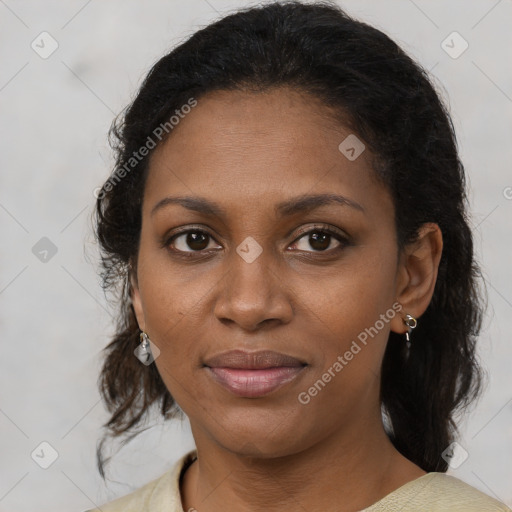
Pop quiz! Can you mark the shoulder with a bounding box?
[363,472,511,511]
[83,449,197,512]
[82,471,173,512]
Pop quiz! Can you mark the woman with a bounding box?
[86,1,510,510]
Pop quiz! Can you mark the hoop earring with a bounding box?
[403,314,417,349]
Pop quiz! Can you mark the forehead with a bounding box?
[143,87,390,218]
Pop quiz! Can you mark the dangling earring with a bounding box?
[403,314,417,350]
[135,331,155,365]
[140,331,150,354]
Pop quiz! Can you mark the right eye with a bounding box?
[165,229,222,254]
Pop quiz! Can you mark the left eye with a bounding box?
[291,229,345,252]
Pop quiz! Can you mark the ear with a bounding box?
[390,222,443,335]
[129,266,146,332]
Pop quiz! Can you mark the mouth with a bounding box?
[203,349,307,398]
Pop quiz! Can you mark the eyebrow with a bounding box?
[150,193,365,218]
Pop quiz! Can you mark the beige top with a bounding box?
[85,450,511,512]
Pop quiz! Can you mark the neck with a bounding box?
[180,409,426,512]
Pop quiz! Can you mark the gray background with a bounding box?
[0,0,511,510]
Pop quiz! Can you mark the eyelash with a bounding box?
[163,223,350,259]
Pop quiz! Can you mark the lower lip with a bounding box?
[206,366,305,398]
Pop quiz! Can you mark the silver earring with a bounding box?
[139,331,153,364]
[403,314,417,349]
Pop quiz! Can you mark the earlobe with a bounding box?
[129,270,146,332]
[390,223,443,334]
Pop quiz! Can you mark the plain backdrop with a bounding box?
[0,0,511,510]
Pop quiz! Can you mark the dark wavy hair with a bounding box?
[93,0,485,479]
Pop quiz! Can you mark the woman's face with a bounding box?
[131,87,407,457]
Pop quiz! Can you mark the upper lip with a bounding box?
[204,350,306,369]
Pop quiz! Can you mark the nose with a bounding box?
[213,244,294,331]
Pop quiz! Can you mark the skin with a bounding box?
[130,86,443,512]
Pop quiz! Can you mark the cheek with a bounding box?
[135,255,223,399]
[306,247,396,325]
[299,250,397,376]
[293,290,395,420]
[136,228,213,336]
[139,273,207,357]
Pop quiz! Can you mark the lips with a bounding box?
[204,349,306,369]
[204,350,307,398]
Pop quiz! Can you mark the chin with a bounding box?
[209,421,309,460]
